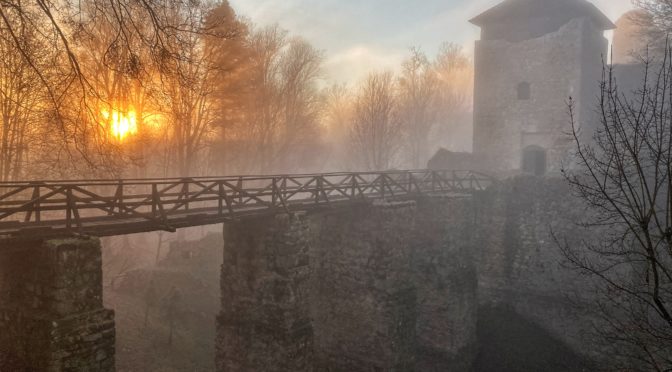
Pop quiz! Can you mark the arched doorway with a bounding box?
[517,82,531,100]
[522,145,547,176]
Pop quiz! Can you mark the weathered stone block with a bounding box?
[216,214,313,372]
[0,237,115,372]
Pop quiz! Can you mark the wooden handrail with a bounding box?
[0,170,494,240]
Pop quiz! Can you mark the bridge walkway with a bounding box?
[0,170,493,241]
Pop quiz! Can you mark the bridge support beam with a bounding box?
[216,214,313,372]
[0,237,115,371]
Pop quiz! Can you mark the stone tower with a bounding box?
[470,0,615,176]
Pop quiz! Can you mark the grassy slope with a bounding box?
[106,291,215,372]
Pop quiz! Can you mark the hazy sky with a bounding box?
[228,0,634,84]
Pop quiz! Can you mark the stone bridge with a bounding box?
[0,171,594,371]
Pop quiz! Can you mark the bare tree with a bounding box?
[398,48,439,168]
[0,14,46,181]
[229,24,285,173]
[433,43,473,153]
[274,37,324,172]
[70,5,157,178]
[321,83,354,169]
[144,280,157,329]
[350,72,402,171]
[160,14,218,177]
[633,1,671,55]
[560,49,672,370]
[227,25,323,174]
[0,0,238,176]
[165,286,181,346]
[75,0,243,179]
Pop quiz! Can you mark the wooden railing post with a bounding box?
[152,184,158,217]
[281,177,287,203]
[25,183,41,223]
[117,180,124,215]
[237,177,243,205]
[35,185,40,223]
[381,175,386,198]
[183,180,190,211]
[218,181,224,216]
[66,187,72,230]
[315,177,323,204]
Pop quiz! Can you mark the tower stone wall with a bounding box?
[472,1,611,175]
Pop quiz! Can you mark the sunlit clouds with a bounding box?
[230,0,634,83]
[324,46,405,84]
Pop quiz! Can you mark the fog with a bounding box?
[1,0,671,371]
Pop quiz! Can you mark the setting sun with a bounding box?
[102,109,138,141]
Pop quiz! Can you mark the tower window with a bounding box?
[517,82,531,100]
[522,145,546,176]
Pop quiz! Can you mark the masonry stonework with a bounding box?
[473,176,600,359]
[216,214,314,371]
[309,202,418,371]
[471,0,613,176]
[217,197,479,372]
[216,177,611,371]
[0,237,115,371]
[413,197,478,371]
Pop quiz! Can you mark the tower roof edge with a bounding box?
[469,0,615,30]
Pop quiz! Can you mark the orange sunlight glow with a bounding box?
[102,109,138,141]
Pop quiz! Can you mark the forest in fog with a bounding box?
[0,0,472,182]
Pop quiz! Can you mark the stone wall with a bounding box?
[216,214,313,371]
[309,202,418,371]
[214,177,609,371]
[217,197,479,372]
[0,237,115,371]
[473,176,598,358]
[473,17,607,175]
[413,197,478,371]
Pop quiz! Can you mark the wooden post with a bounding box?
[66,187,72,230]
[218,182,224,216]
[152,184,158,217]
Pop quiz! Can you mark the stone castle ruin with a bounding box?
[432,0,646,178]
[0,1,653,371]
[471,0,614,176]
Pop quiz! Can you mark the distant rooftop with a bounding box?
[470,0,616,30]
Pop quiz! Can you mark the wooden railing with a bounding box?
[0,170,493,240]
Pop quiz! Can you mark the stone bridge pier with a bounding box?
[216,197,478,372]
[0,238,115,371]
[216,213,314,371]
